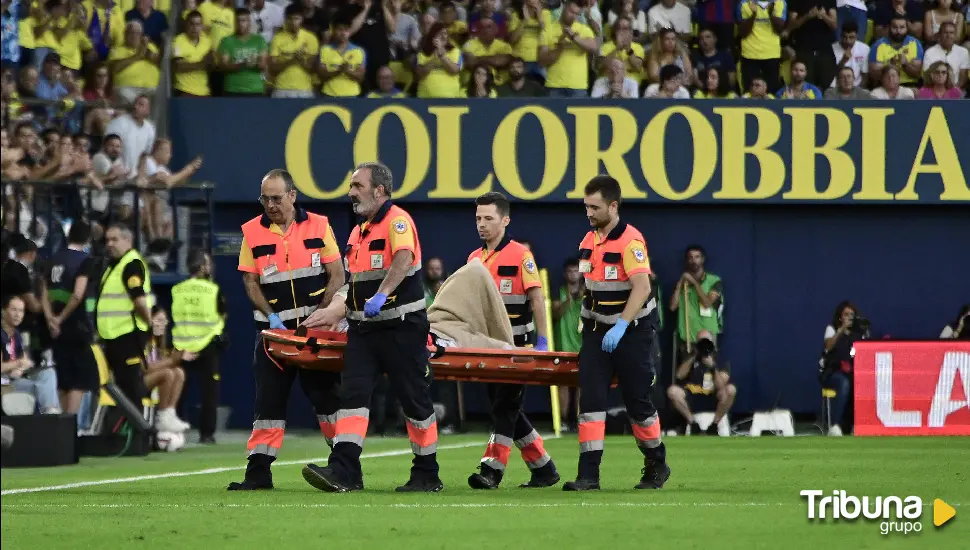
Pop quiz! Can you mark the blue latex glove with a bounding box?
[364,293,388,318]
[535,336,549,352]
[267,313,286,330]
[601,319,629,353]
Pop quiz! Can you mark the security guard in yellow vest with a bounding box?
[171,249,227,444]
[96,224,156,409]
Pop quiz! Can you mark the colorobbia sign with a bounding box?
[854,341,970,436]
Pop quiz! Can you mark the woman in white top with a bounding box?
[870,66,916,99]
[940,305,969,339]
[643,63,691,97]
[924,0,966,45]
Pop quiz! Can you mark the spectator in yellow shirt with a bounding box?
[742,75,774,98]
[464,64,497,97]
[109,20,161,105]
[693,66,737,98]
[197,0,235,95]
[172,11,213,97]
[737,0,787,91]
[598,16,645,86]
[34,2,93,78]
[84,0,126,62]
[507,0,553,80]
[538,0,597,97]
[268,4,319,98]
[440,1,469,47]
[415,22,464,98]
[318,18,366,97]
[462,18,513,86]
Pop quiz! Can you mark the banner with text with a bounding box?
[170,99,970,204]
[853,341,970,436]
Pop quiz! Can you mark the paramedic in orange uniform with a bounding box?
[466,191,560,490]
[301,161,443,493]
[563,175,671,492]
[227,169,345,491]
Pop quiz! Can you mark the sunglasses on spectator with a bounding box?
[258,194,290,206]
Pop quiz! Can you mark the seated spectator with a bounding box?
[824,66,872,98]
[1,295,60,414]
[598,16,645,86]
[416,22,464,98]
[463,18,513,87]
[109,21,162,106]
[1,128,31,181]
[125,0,170,48]
[268,5,319,99]
[777,60,823,98]
[643,63,690,97]
[870,65,916,98]
[464,64,497,97]
[940,304,969,339]
[81,64,116,139]
[606,0,647,42]
[869,16,925,88]
[144,306,191,433]
[319,17,366,98]
[923,0,965,45]
[830,21,869,89]
[667,331,735,436]
[692,27,736,90]
[694,66,736,98]
[819,301,869,436]
[367,65,407,97]
[922,22,969,89]
[591,57,639,97]
[645,28,691,84]
[917,60,964,97]
[538,0,597,98]
[495,56,547,96]
[218,8,269,97]
[646,0,692,43]
[173,11,214,98]
[506,0,553,81]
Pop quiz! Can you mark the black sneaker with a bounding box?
[689,422,704,435]
[468,464,503,490]
[562,478,600,491]
[302,464,359,493]
[634,460,671,490]
[520,463,561,488]
[395,477,444,492]
[227,479,273,491]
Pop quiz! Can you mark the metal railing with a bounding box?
[2,178,215,276]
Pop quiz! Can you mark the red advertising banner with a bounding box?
[854,341,970,436]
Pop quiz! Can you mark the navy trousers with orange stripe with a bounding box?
[327,316,439,482]
[480,383,553,474]
[576,321,666,480]
[245,336,342,480]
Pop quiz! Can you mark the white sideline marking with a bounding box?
[4,502,776,509]
[1,441,486,496]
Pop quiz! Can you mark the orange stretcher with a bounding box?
[261,328,581,387]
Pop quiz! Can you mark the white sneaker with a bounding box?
[156,409,191,433]
[828,425,843,436]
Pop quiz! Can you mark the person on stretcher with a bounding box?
[305,258,526,354]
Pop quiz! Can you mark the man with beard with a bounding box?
[301,161,442,493]
[496,57,546,96]
[564,175,669,492]
[669,244,724,364]
[776,60,823,98]
[227,169,345,490]
[868,15,924,87]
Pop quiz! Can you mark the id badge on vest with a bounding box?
[311,253,321,268]
[702,371,714,392]
[700,305,713,318]
[604,265,618,280]
[500,279,513,294]
[371,254,384,269]
[579,260,592,273]
[262,264,278,278]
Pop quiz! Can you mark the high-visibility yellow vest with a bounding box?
[171,278,225,352]
[96,249,154,340]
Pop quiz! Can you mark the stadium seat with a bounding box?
[749,409,795,436]
[690,411,731,436]
[87,344,158,436]
[821,387,838,432]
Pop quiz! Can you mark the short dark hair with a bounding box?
[103,133,122,145]
[263,168,296,192]
[186,9,203,20]
[67,220,91,245]
[106,222,134,239]
[356,161,394,197]
[2,294,24,310]
[41,127,61,141]
[284,3,302,17]
[841,21,859,35]
[889,15,908,26]
[235,7,250,17]
[685,244,706,260]
[584,175,621,205]
[12,234,37,255]
[563,256,580,270]
[475,191,510,217]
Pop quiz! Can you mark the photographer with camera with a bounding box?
[666,330,736,436]
[940,305,969,340]
[819,301,870,436]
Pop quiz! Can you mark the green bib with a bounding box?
[676,272,723,342]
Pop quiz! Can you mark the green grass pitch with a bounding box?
[2,433,967,549]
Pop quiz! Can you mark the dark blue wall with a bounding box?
[204,202,969,428]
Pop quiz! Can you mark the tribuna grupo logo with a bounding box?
[800,490,924,535]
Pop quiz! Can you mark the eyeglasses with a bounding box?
[258,194,288,206]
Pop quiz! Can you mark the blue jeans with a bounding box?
[836,6,869,41]
[77,391,94,430]
[12,367,60,412]
[547,88,588,98]
[823,371,852,428]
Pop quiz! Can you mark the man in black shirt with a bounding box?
[788,0,839,89]
[42,221,100,414]
[1,236,42,350]
[338,0,394,91]
[496,57,547,97]
[666,331,736,436]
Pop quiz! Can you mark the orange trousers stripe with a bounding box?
[632,421,661,442]
[247,428,284,451]
[406,421,439,447]
[334,415,369,438]
[578,421,606,444]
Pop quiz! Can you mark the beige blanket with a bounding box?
[428,259,516,350]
